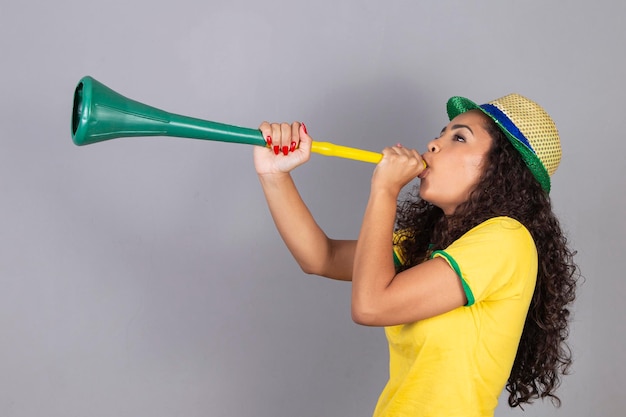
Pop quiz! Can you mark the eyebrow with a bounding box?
[441,124,474,135]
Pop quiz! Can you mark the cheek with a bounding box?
[419,154,487,200]
[461,154,487,184]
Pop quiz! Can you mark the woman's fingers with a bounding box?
[290,122,300,152]
[259,121,273,148]
[261,122,301,155]
[383,145,425,168]
[279,123,291,155]
[374,145,426,193]
[254,121,311,175]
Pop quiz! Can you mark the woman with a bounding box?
[254,94,578,416]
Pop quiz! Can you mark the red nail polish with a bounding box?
[282,145,289,155]
[273,145,280,155]
[290,141,297,152]
[301,122,308,134]
[266,135,272,147]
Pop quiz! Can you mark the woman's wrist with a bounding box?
[258,171,293,188]
[370,182,402,202]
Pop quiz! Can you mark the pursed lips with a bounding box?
[418,155,430,179]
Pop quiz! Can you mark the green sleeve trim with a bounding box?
[430,250,475,306]
[392,247,403,268]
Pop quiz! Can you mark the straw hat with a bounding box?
[447,94,561,193]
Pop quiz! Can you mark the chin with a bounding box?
[418,190,435,207]
[418,183,432,202]
[418,187,449,212]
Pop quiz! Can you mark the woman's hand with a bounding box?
[254,122,312,176]
[371,144,426,196]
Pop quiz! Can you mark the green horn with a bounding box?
[71,76,265,147]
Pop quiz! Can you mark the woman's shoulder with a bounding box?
[474,216,528,231]
[461,216,534,249]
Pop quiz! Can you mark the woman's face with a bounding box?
[418,110,494,215]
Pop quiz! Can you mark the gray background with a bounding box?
[1,0,623,416]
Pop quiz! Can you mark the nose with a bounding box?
[426,138,440,153]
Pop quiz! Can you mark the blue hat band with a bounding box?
[480,103,535,155]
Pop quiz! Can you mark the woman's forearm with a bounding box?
[351,188,399,321]
[258,172,355,281]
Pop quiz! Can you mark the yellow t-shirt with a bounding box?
[373,217,537,417]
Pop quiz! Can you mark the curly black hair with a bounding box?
[394,114,579,407]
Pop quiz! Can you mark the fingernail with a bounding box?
[273,145,280,155]
[301,122,308,135]
[290,141,297,152]
[282,145,289,155]
[266,135,272,147]
[396,143,403,148]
